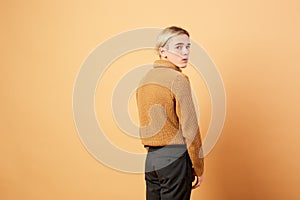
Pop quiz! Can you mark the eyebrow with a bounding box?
[174,42,191,45]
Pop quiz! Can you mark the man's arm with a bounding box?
[172,74,204,177]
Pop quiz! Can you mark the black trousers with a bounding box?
[145,145,194,200]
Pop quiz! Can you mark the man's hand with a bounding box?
[192,175,203,189]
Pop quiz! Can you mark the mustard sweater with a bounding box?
[136,59,204,176]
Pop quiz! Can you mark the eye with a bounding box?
[175,46,182,50]
[186,45,191,49]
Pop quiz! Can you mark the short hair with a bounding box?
[155,26,190,58]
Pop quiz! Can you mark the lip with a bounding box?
[182,58,188,62]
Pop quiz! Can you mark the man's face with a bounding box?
[161,34,191,68]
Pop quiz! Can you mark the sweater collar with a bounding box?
[153,59,182,72]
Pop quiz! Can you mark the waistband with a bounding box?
[144,144,187,150]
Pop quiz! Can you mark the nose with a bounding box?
[182,46,189,55]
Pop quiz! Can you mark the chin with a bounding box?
[178,64,187,68]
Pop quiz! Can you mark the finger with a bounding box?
[192,181,201,189]
[192,175,198,187]
[192,176,203,189]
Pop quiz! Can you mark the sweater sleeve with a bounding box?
[172,74,204,176]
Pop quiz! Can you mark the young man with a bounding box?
[136,26,204,200]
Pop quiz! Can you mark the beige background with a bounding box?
[1,0,300,199]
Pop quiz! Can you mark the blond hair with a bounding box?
[155,26,190,58]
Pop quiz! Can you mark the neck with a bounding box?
[154,59,182,72]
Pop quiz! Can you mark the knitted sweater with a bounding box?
[136,59,204,176]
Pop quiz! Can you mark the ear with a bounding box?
[159,47,167,58]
